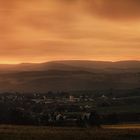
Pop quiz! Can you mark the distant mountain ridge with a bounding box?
[0,60,140,72]
[0,60,139,92]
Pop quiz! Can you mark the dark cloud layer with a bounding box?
[85,0,140,19]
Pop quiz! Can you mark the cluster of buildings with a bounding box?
[0,92,100,126]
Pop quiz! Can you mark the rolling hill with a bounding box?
[0,60,139,92]
[0,60,140,72]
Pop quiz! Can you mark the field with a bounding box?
[0,125,139,140]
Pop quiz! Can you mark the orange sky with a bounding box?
[0,0,140,64]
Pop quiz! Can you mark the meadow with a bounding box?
[0,124,139,140]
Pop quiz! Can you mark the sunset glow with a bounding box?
[0,0,140,63]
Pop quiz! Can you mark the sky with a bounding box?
[0,0,140,64]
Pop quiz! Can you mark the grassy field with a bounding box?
[0,125,139,140]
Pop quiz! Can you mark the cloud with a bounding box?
[0,0,140,63]
[84,0,140,20]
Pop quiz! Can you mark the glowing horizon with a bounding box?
[0,59,140,65]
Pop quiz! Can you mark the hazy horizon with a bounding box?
[0,59,140,65]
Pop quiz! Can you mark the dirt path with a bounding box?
[103,124,140,129]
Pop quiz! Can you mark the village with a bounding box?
[0,92,139,126]
[0,92,110,126]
